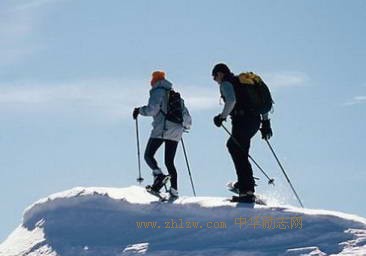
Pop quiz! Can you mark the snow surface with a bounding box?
[0,186,366,256]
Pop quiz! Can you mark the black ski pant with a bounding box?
[144,138,179,190]
[227,115,261,194]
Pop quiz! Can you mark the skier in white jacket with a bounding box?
[133,71,191,198]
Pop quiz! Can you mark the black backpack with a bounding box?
[163,89,183,124]
[234,72,273,115]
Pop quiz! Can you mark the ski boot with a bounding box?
[148,173,170,193]
[227,181,258,195]
[168,187,179,201]
[227,181,240,194]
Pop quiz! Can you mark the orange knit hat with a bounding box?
[150,71,165,86]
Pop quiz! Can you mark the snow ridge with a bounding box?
[0,186,365,256]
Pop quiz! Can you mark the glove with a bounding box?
[213,114,225,127]
[133,107,140,120]
[183,125,191,132]
[260,119,273,140]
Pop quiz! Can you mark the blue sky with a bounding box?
[1,0,366,241]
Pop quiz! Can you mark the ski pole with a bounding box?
[221,124,275,185]
[181,138,196,196]
[265,139,304,208]
[135,118,144,184]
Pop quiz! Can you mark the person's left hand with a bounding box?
[260,119,273,140]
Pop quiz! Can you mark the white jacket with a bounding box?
[139,79,192,142]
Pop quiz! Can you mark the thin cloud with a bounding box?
[0,81,135,104]
[343,96,366,106]
[14,0,65,11]
[0,72,309,117]
[178,85,219,111]
[262,72,308,88]
[0,73,312,117]
[0,79,220,119]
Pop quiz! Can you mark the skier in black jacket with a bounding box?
[212,63,273,202]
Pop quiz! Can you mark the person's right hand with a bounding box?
[213,114,225,127]
[133,107,140,120]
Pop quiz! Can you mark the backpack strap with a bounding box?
[156,87,171,135]
[155,87,170,115]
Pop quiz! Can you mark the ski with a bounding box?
[166,195,179,203]
[146,185,168,202]
[230,195,266,205]
[145,186,180,203]
[226,182,267,205]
